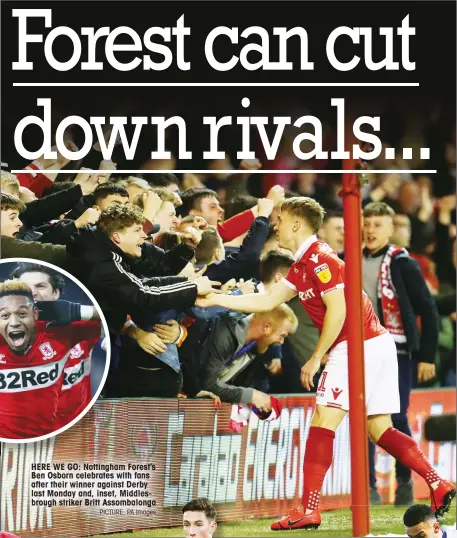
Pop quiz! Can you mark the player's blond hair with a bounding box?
[0,280,34,302]
[1,171,20,196]
[281,196,326,234]
[255,303,298,333]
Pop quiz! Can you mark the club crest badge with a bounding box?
[70,343,84,359]
[39,342,56,360]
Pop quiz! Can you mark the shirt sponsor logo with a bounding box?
[298,288,315,301]
[39,342,57,360]
[0,354,68,393]
[62,357,91,390]
[314,263,332,283]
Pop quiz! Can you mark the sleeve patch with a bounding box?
[314,263,332,283]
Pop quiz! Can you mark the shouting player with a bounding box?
[197,197,455,529]
[0,280,101,440]
[11,263,99,430]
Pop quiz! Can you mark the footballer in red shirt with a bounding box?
[12,263,100,431]
[0,280,101,440]
[198,196,455,528]
[53,339,95,430]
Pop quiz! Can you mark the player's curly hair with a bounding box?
[182,498,217,521]
[0,280,34,303]
[10,263,66,295]
[97,203,145,237]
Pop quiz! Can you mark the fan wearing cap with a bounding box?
[0,280,101,440]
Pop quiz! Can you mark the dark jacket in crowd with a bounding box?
[204,216,270,282]
[0,235,73,270]
[33,219,80,245]
[434,219,456,288]
[21,184,84,228]
[180,315,255,404]
[67,227,198,338]
[65,193,95,221]
[363,245,440,364]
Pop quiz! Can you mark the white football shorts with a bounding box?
[315,332,400,416]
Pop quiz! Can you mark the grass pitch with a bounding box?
[92,504,456,537]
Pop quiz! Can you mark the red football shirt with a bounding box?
[0,321,101,439]
[284,236,385,349]
[53,339,98,430]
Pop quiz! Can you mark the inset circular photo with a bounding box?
[0,258,110,443]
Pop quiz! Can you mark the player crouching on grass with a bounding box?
[0,280,101,440]
[196,196,456,530]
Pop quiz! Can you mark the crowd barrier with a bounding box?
[1,389,455,537]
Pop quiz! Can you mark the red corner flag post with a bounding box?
[340,143,370,536]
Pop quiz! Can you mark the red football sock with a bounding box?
[301,426,335,511]
[377,427,441,486]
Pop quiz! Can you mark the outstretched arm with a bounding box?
[196,280,297,313]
